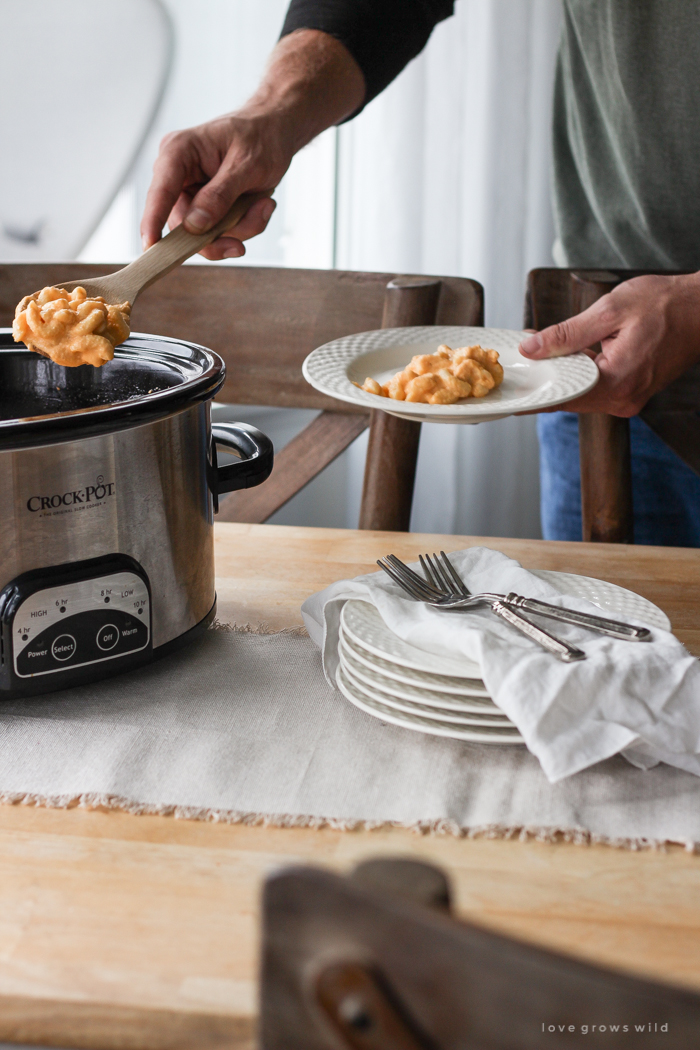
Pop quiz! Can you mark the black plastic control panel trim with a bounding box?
[0,554,152,698]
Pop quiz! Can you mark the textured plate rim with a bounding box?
[340,651,513,726]
[303,325,599,420]
[339,626,489,695]
[341,600,482,679]
[531,570,671,632]
[336,665,524,744]
[339,635,499,711]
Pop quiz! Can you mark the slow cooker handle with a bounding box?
[211,422,274,496]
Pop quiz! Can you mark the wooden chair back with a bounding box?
[0,264,483,531]
[261,858,700,1049]
[526,268,700,543]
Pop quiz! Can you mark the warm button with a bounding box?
[96,624,120,651]
[51,634,77,662]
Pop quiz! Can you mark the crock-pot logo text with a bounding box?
[26,475,116,512]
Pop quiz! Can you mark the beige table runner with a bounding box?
[1,627,699,849]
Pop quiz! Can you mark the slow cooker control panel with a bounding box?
[0,555,152,696]
[11,572,150,678]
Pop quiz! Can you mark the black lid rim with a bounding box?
[0,330,225,450]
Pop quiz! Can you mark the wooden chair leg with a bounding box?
[358,277,442,531]
[578,414,633,543]
[359,411,422,531]
[571,271,633,543]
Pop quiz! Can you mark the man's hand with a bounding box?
[141,113,286,261]
[140,30,365,261]
[518,273,700,415]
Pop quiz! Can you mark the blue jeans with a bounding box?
[538,412,700,546]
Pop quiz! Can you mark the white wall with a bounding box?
[83,0,293,265]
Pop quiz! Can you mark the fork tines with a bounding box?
[438,551,469,597]
[418,551,466,598]
[378,551,467,602]
[377,556,441,600]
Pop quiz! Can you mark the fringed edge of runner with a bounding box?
[210,619,308,636]
[0,790,697,853]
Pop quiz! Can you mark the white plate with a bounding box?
[340,647,511,725]
[339,627,489,696]
[341,600,482,679]
[303,326,598,425]
[531,570,671,633]
[336,665,524,744]
[341,571,669,679]
[339,635,499,712]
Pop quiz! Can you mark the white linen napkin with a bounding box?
[301,547,700,782]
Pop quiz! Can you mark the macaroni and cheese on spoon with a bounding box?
[13,192,270,368]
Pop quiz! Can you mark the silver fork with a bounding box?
[384,552,650,642]
[377,554,586,662]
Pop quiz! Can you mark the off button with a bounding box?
[96,624,120,652]
[51,634,77,662]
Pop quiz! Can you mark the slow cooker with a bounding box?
[0,329,273,698]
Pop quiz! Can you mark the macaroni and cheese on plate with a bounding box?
[358,343,503,405]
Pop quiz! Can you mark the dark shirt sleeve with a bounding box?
[280,0,455,114]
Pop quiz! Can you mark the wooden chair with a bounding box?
[261,857,700,1049]
[526,269,700,543]
[0,264,482,531]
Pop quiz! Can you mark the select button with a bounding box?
[96,624,120,652]
[51,634,77,662]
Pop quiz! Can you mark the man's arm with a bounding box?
[141,29,365,259]
[519,273,700,416]
[141,0,454,259]
[281,0,455,115]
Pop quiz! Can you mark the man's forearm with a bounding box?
[241,29,366,154]
[141,29,365,254]
[281,0,454,111]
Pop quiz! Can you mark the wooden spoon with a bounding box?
[50,191,271,306]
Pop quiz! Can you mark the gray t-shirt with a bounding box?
[282,0,699,270]
[554,0,700,269]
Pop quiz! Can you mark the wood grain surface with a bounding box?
[1,524,699,1048]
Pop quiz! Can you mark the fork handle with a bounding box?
[491,600,586,662]
[503,594,651,641]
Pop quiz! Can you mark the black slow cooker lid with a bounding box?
[0,329,225,450]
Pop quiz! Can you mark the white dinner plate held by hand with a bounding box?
[302,326,598,425]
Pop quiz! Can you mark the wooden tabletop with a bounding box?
[2,524,700,1049]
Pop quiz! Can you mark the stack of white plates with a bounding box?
[336,599,523,743]
[335,573,671,745]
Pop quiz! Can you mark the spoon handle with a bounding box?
[111,191,271,303]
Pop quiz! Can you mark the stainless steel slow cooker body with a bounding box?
[0,330,273,698]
